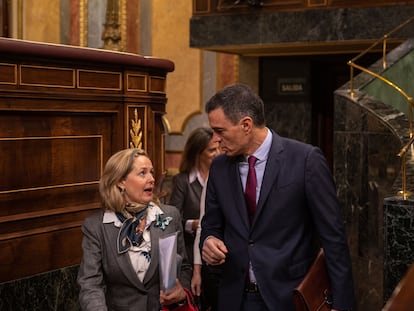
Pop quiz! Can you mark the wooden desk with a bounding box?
[0,38,174,282]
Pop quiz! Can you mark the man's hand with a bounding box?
[202,236,228,265]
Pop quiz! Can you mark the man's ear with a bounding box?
[241,117,253,132]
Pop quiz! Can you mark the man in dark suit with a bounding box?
[200,83,354,311]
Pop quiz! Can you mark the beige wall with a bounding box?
[151,0,202,135]
[21,0,60,43]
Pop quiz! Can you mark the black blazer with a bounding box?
[169,172,203,264]
[200,131,354,311]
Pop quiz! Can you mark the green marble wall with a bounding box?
[362,50,414,116]
[383,197,414,303]
[0,266,80,311]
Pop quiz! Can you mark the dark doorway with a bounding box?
[260,53,381,169]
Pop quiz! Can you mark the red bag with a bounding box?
[162,287,199,311]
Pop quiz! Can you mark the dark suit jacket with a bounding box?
[169,172,203,264]
[200,131,354,311]
[77,204,191,311]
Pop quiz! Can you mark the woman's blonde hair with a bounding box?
[99,148,149,212]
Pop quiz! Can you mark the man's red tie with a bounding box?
[245,155,257,224]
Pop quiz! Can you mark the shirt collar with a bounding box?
[189,169,205,187]
[189,169,197,183]
[248,127,272,162]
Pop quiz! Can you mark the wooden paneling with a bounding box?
[329,0,412,7]
[78,69,122,90]
[0,38,174,282]
[127,73,148,92]
[193,0,210,14]
[0,63,16,84]
[20,65,75,88]
[193,0,414,15]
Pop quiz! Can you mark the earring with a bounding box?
[120,187,125,194]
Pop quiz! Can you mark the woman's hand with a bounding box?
[191,219,199,232]
[160,279,187,307]
[191,264,202,296]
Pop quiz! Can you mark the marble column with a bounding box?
[383,197,414,303]
[0,265,80,310]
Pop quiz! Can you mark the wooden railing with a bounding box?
[0,38,174,282]
[347,16,414,199]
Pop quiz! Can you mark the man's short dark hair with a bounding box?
[205,83,265,126]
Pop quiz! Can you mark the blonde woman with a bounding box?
[77,148,191,311]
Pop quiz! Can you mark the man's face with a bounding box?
[208,107,247,157]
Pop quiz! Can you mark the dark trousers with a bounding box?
[241,292,269,311]
[200,264,222,311]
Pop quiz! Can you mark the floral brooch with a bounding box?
[154,213,172,231]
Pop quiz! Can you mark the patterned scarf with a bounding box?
[116,203,149,254]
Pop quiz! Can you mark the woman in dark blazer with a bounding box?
[77,148,192,311]
[169,127,220,310]
[169,127,220,264]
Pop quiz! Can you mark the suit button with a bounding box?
[248,240,254,245]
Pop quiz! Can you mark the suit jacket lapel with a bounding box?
[103,222,146,290]
[229,156,251,231]
[143,223,160,284]
[252,132,283,227]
